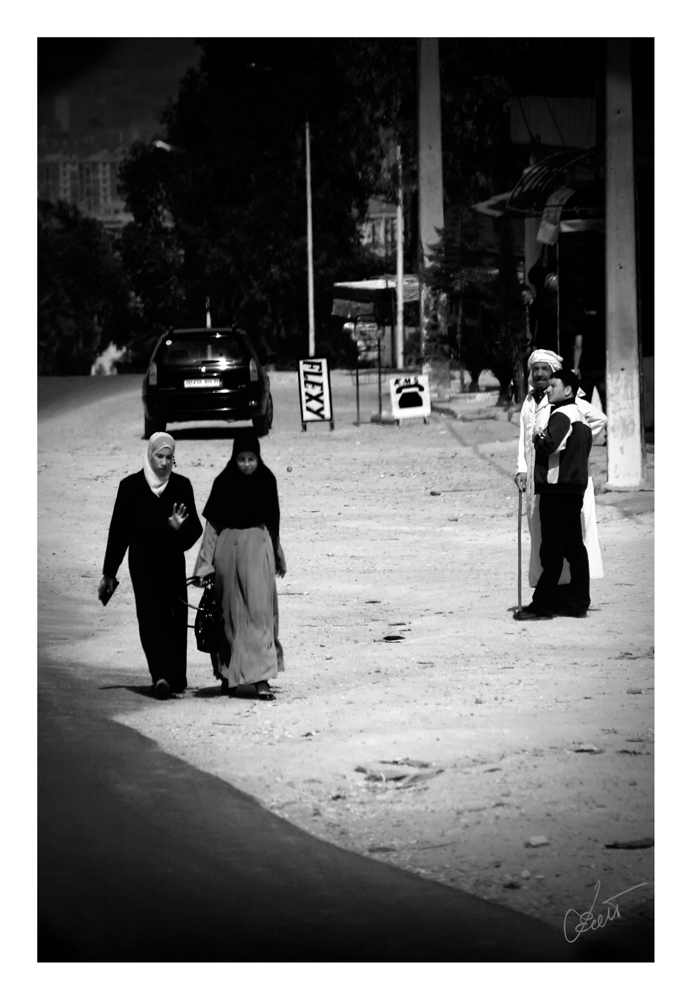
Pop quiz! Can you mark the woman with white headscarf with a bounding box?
[99,432,203,699]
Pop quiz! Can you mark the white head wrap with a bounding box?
[527,349,563,372]
[143,432,175,496]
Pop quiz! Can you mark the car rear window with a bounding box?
[159,337,246,366]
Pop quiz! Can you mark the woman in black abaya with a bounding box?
[99,432,202,699]
[193,430,286,701]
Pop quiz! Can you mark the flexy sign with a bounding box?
[298,358,334,430]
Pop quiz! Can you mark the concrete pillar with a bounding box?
[605,38,645,487]
[417,38,449,398]
[396,145,405,370]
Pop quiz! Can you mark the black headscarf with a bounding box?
[202,430,280,539]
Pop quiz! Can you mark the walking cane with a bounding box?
[516,484,523,612]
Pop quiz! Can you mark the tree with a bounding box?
[425,207,498,389]
[38,200,133,375]
[115,38,539,373]
[485,220,527,402]
[118,39,405,366]
[438,39,515,208]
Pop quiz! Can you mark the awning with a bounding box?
[506,148,604,215]
[472,149,605,223]
[537,186,576,245]
[332,275,420,318]
[471,192,513,218]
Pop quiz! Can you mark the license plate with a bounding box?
[184,378,221,389]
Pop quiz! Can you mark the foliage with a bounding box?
[424,208,495,378]
[114,39,529,369]
[40,39,610,375]
[424,206,527,397]
[38,200,133,374]
[487,221,527,401]
[118,39,408,366]
[438,39,515,206]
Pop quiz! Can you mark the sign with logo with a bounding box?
[298,358,334,430]
[390,374,431,422]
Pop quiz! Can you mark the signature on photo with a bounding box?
[563,880,648,943]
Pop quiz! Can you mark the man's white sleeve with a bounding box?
[577,396,608,438]
[516,401,528,474]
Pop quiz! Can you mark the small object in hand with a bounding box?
[98,578,119,606]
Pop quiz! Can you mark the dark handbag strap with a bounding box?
[178,577,218,623]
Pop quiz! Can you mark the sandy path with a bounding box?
[38,372,654,953]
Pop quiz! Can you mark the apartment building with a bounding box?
[38,151,132,233]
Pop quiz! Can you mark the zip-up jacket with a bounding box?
[533,401,592,496]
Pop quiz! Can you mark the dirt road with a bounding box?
[38,371,654,958]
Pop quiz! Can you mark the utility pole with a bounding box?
[417,38,448,398]
[396,144,405,369]
[605,39,645,487]
[306,119,315,357]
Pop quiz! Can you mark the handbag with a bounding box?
[183,578,223,653]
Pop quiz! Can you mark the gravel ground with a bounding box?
[38,371,654,958]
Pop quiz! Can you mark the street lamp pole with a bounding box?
[305,119,315,357]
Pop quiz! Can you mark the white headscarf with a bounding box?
[143,432,175,496]
[527,349,563,372]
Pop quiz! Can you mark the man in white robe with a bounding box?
[514,349,607,609]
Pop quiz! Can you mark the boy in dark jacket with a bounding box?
[514,369,593,621]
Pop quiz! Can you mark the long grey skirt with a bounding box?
[212,526,284,685]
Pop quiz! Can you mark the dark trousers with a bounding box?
[531,493,590,614]
[132,572,189,690]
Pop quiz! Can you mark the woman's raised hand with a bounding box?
[168,503,189,530]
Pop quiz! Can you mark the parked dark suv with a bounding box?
[142,327,274,438]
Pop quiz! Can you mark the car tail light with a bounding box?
[148,363,158,386]
[249,358,259,382]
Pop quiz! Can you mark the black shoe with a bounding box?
[256,682,275,701]
[554,608,588,618]
[514,608,553,621]
[154,679,171,700]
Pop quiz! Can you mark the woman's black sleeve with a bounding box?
[102,480,132,578]
[265,475,281,548]
[177,478,203,551]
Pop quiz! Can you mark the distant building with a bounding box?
[359,197,398,257]
[38,150,133,233]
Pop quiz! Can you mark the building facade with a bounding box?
[38,151,133,234]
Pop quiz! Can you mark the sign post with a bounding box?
[346,316,382,426]
[298,358,334,431]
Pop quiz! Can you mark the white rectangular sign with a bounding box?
[298,358,333,425]
[390,374,431,421]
